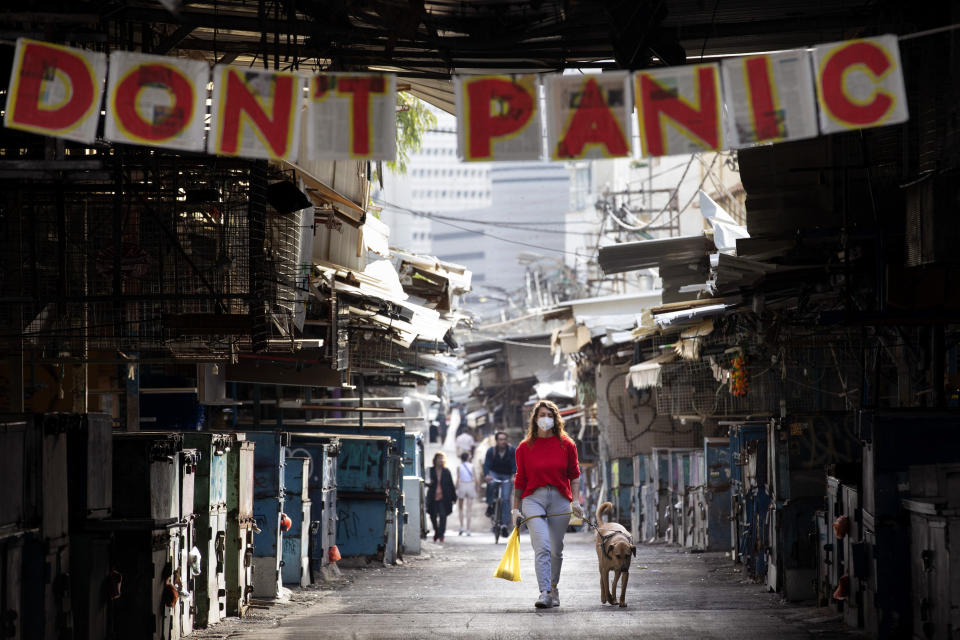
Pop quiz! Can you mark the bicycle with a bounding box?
[488,477,511,543]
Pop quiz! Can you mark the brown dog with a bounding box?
[595,501,636,607]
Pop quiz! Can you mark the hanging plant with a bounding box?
[730,354,750,397]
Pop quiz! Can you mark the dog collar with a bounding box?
[600,530,633,560]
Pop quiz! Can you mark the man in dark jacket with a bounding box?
[483,431,516,537]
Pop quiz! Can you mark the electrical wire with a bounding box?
[374,198,584,257]
[384,207,601,227]
[602,153,699,232]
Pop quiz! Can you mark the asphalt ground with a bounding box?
[211,520,863,640]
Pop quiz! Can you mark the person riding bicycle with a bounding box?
[483,430,516,539]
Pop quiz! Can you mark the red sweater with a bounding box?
[514,435,581,501]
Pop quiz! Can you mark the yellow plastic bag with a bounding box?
[493,526,521,581]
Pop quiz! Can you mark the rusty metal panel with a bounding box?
[112,433,183,521]
[73,413,113,522]
[40,541,70,640]
[245,431,286,599]
[1,537,23,640]
[40,422,69,542]
[282,457,311,586]
[697,438,732,552]
[111,528,178,640]
[69,532,111,640]
[177,449,197,636]
[182,433,229,628]
[236,440,255,524]
[226,438,254,618]
[0,417,32,535]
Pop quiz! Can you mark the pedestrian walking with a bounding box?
[483,430,516,538]
[511,400,583,609]
[455,452,479,535]
[425,451,457,543]
[455,426,476,459]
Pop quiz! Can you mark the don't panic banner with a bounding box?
[3,35,908,162]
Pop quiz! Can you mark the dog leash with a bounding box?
[516,511,603,533]
[516,511,572,527]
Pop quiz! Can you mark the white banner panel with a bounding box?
[634,63,723,157]
[545,72,632,160]
[812,34,908,135]
[721,50,818,148]
[104,51,208,151]
[306,72,396,161]
[4,38,106,144]
[455,74,541,162]
[207,65,303,162]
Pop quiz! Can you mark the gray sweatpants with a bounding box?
[521,485,570,593]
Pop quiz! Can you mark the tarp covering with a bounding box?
[628,352,678,389]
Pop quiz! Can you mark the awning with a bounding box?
[391,249,473,311]
[466,408,488,428]
[699,190,749,253]
[552,320,592,355]
[314,260,452,348]
[598,235,716,275]
[281,159,366,225]
[465,347,502,363]
[413,353,462,374]
[601,330,636,347]
[653,302,730,329]
[404,79,455,115]
[628,352,678,389]
[362,215,391,258]
[533,379,577,400]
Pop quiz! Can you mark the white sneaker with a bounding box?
[551,587,560,607]
[535,590,552,608]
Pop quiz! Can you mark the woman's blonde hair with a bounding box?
[523,400,568,444]
[432,451,447,467]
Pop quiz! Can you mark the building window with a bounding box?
[570,165,591,211]
[433,231,477,241]
[439,251,485,262]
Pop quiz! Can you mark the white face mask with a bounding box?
[537,416,555,431]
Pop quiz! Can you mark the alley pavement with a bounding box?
[223,523,864,640]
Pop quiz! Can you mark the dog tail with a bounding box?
[596,501,613,523]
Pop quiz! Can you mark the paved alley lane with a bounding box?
[229,527,862,640]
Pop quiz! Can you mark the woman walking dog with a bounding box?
[511,400,583,608]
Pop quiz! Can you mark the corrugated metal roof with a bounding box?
[598,235,716,275]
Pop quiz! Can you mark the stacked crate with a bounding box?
[282,457,311,587]
[610,457,633,529]
[402,432,425,555]
[111,432,188,639]
[648,448,671,541]
[901,463,960,640]
[335,435,396,561]
[182,432,232,627]
[728,423,769,577]
[630,454,647,543]
[225,435,255,616]
[245,431,288,599]
[285,432,340,580]
[693,437,732,552]
[857,411,959,638]
[63,413,113,640]
[0,415,40,640]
